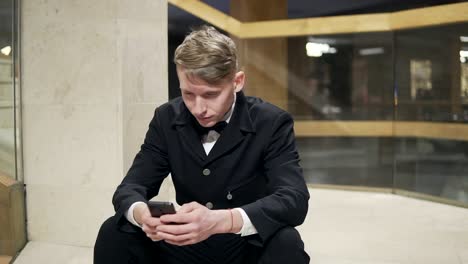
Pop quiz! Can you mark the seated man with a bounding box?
[94,25,310,264]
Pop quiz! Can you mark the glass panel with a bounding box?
[287,1,464,19]
[0,0,16,179]
[0,0,25,259]
[289,32,395,188]
[168,3,468,206]
[298,137,394,188]
[394,23,468,205]
[394,138,468,203]
[395,23,468,122]
[288,32,394,120]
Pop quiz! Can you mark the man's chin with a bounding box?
[197,119,215,127]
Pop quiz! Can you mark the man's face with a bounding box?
[177,67,245,127]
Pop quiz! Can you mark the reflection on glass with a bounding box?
[288,32,394,121]
[461,55,468,105]
[297,137,394,188]
[394,138,468,204]
[0,0,15,178]
[410,59,432,100]
[0,46,15,178]
[393,24,468,205]
[167,6,468,207]
[1,46,11,56]
[395,23,468,123]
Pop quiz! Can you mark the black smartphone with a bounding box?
[147,201,176,217]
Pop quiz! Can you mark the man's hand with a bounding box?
[155,202,236,246]
[134,203,164,241]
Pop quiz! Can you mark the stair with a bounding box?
[0,255,12,264]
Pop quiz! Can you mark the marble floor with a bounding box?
[12,188,468,264]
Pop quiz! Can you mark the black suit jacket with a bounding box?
[112,91,310,244]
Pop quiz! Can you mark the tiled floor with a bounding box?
[12,188,468,264]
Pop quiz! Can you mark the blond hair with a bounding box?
[174,25,238,84]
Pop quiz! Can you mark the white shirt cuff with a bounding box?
[125,201,146,228]
[234,208,258,237]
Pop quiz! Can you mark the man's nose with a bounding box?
[193,97,207,115]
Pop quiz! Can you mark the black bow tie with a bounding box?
[193,120,227,136]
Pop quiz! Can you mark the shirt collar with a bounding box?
[223,93,236,124]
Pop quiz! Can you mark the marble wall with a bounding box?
[21,0,170,246]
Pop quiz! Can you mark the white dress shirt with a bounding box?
[125,94,258,237]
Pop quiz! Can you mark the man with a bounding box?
[94,25,310,264]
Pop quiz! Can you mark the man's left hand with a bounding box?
[156,202,232,246]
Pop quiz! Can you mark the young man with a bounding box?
[94,26,310,264]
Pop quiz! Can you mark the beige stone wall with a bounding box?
[21,0,169,246]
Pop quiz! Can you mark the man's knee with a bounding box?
[96,216,118,243]
[260,227,309,264]
[269,226,304,250]
[95,216,153,264]
[98,216,116,233]
[95,217,120,263]
[95,216,143,247]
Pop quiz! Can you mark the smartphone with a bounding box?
[147,201,176,217]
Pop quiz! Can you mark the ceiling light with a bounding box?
[1,46,11,56]
[359,47,384,56]
[306,42,336,57]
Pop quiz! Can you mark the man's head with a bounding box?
[174,26,244,127]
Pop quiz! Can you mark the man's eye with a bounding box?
[206,93,218,97]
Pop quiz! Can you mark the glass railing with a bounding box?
[167,2,468,207]
[0,0,25,260]
[0,0,16,179]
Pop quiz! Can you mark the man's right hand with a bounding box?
[134,203,164,241]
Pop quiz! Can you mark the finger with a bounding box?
[144,228,165,241]
[160,212,194,224]
[156,223,196,235]
[142,224,158,235]
[141,218,154,229]
[135,203,152,220]
[142,216,162,227]
[157,231,194,243]
[146,232,163,242]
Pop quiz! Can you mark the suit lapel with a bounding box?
[171,92,255,165]
[178,126,207,161]
[204,122,244,165]
[172,106,207,162]
[204,92,255,166]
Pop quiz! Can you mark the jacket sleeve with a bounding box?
[112,107,171,231]
[241,111,309,243]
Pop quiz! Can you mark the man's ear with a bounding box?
[233,71,245,92]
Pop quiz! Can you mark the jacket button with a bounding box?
[202,168,211,176]
[205,202,213,209]
[226,193,233,200]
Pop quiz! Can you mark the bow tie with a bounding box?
[193,120,228,136]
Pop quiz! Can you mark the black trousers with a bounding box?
[94,216,310,264]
